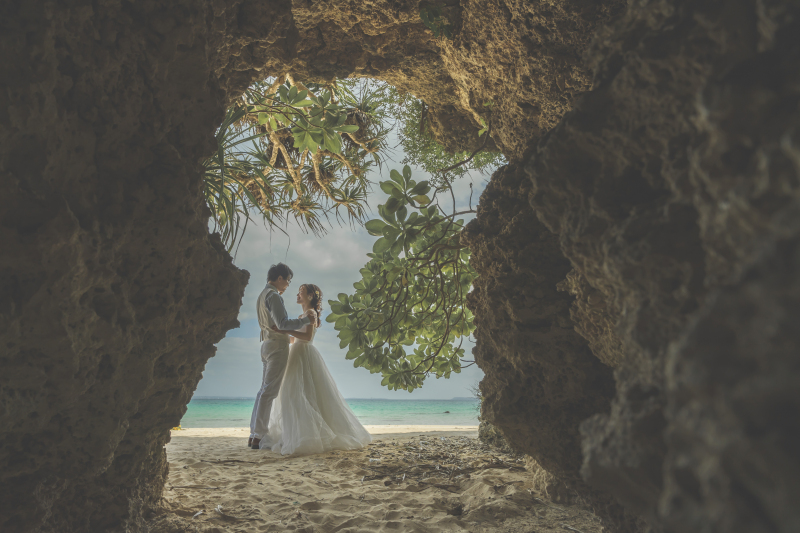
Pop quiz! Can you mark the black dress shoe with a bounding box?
[248,437,253,447]
[251,438,261,449]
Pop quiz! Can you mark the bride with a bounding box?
[264,283,372,455]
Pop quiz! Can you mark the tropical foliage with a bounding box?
[395,98,504,185]
[203,75,500,391]
[325,166,477,392]
[203,76,392,251]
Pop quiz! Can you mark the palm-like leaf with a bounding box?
[203,76,399,251]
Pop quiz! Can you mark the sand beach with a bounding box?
[150,427,603,532]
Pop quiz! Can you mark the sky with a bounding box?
[194,142,494,400]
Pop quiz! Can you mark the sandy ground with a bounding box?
[150,427,603,533]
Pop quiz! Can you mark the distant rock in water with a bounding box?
[444,411,450,413]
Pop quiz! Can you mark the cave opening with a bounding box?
[2,0,630,529]
[4,1,799,532]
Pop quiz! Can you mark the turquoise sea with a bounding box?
[180,397,480,428]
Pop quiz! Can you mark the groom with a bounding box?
[248,263,311,450]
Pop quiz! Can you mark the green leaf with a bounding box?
[402,165,412,184]
[410,182,431,195]
[396,206,407,222]
[389,169,404,187]
[385,197,401,213]
[373,237,392,253]
[413,195,431,205]
[365,219,388,235]
[325,130,343,154]
[381,204,397,225]
[389,238,404,257]
[335,125,360,133]
[380,181,398,195]
[292,132,307,149]
[382,226,401,242]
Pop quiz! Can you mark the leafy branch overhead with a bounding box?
[396,97,504,185]
[325,166,477,392]
[203,76,391,251]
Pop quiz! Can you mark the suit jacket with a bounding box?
[256,283,310,342]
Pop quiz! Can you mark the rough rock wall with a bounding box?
[0,2,249,531]
[463,165,644,532]
[468,1,800,532]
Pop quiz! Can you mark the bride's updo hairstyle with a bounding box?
[302,284,323,327]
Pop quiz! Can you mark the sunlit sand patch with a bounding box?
[150,427,603,532]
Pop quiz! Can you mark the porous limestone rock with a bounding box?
[0,2,251,531]
[508,0,798,531]
[463,164,645,532]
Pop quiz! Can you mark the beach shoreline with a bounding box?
[171,425,479,439]
[179,397,481,429]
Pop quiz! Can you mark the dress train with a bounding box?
[264,332,371,455]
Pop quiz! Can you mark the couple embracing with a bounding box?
[248,263,372,455]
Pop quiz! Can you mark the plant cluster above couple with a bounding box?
[248,263,371,455]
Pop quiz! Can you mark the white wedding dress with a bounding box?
[263,318,372,455]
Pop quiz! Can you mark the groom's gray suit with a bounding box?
[249,282,311,445]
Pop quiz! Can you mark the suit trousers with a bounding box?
[249,338,290,440]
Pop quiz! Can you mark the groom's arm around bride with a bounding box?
[257,263,309,341]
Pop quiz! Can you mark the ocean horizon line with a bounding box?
[191,396,478,401]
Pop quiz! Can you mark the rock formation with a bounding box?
[0,2,253,531]
[468,0,800,532]
[1,0,798,532]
